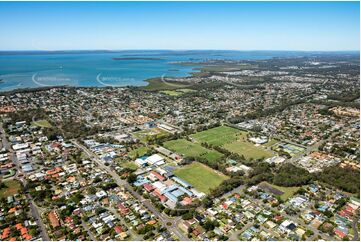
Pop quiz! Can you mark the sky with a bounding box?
[0,1,359,51]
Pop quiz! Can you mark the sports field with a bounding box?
[31,119,52,128]
[173,162,229,194]
[191,126,274,161]
[223,139,273,160]
[191,126,240,146]
[163,139,223,163]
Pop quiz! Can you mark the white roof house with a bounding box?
[145,154,165,166]
[12,143,29,151]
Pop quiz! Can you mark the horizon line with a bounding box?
[0,49,359,52]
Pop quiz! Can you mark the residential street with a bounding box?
[72,140,189,241]
[1,122,50,241]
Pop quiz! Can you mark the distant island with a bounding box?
[112,57,163,61]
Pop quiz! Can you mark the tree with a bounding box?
[127,173,137,183]
[202,197,213,208]
[182,212,194,220]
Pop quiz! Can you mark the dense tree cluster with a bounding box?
[272,164,312,187]
[209,176,243,198]
[316,166,360,194]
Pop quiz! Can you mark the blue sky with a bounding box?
[0,1,359,51]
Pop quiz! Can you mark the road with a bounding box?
[107,206,143,240]
[1,123,50,241]
[228,221,252,241]
[352,211,360,241]
[220,184,246,200]
[72,140,189,241]
[81,219,97,241]
[28,196,51,241]
[0,122,11,151]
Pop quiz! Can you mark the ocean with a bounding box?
[0,50,344,91]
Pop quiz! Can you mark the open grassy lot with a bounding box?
[259,181,300,201]
[129,146,151,159]
[0,180,21,198]
[120,162,138,171]
[173,162,229,194]
[141,78,191,91]
[31,119,52,128]
[191,126,240,146]
[160,90,183,96]
[133,128,170,143]
[160,89,196,96]
[219,130,274,160]
[223,140,273,160]
[164,139,223,163]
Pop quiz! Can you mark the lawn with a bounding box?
[160,90,183,96]
[260,182,300,201]
[223,140,274,160]
[0,180,21,198]
[191,126,240,146]
[141,78,191,91]
[129,146,151,159]
[120,162,138,171]
[191,126,273,161]
[164,139,223,163]
[133,128,170,143]
[221,130,273,160]
[31,119,52,128]
[173,162,229,194]
[160,89,196,96]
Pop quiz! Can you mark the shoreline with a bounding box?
[0,76,196,95]
[0,62,205,94]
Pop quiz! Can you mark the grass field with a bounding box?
[173,162,229,194]
[191,126,240,146]
[129,146,151,159]
[191,126,274,161]
[160,89,195,96]
[141,78,191,91]
[133,128,170,143]
[120,162,138,171]
[260,181,300,201]
[164,139,223,163]
[31,119,52,128]
[160,90,183,96]
[0,180,21,198]
[224,140,273,160]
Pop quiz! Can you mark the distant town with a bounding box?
[0,53,359,241]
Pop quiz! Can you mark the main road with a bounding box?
[72,140,189,241]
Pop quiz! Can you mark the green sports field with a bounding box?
[173,162,229,194]
[191,126,274,161]
[191,126,240,146]
[223,139,273,160]
[163,139,223,163]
